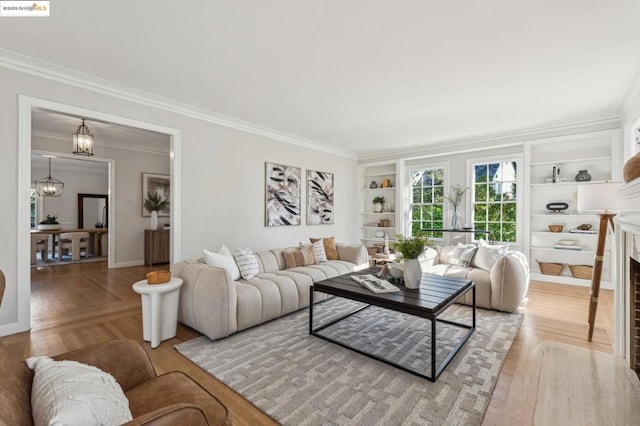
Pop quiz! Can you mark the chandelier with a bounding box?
[72,118,94,156]
[35,156,64,197]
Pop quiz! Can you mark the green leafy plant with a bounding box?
[39,214,59,225]
[392,232,435,259]
[144,192,169,212]
[372,196,385,204]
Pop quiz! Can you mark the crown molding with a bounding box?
[358,117,621,163]
[0,48,357,160]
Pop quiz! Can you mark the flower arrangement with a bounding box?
[444,184,469,209]
[392,232,435,260]
[372,196,385,204]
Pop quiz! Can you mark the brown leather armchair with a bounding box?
[0,268,230,425]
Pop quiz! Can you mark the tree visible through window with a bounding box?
[472,161,517,242]
[410,167,445,238]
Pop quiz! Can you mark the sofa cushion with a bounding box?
[472,240,508,271]
[310,237,338,260]
[283,246,316,268]
[311,239,328,262]
[450,243,477,267]
[26,356,133,426]
[203,246,241,280]
[233,248,260,279]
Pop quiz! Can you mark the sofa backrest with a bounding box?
[255,249,286,273]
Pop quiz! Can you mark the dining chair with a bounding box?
[58,232,89,261]
[30,233,49,265]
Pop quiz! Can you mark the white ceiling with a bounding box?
[3,1,640,156]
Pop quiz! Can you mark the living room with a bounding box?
[1,2,640,425]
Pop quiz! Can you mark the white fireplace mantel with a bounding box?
[614,177,640,360]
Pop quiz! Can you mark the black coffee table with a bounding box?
[309,268,475,381]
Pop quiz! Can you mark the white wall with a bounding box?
[0,66,358,335]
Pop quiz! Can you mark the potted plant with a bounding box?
[144,192,169,230]
[37,214,61,231]
[372,196,385,213]
[392,232,435,289]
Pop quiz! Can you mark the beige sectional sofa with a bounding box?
[417,244,529,313]
[173,243,369,340]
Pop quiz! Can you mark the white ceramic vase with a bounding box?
[403,258,422,289]
[150,210,159,230]
[373,202,383,213]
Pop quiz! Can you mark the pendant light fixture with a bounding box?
[72,118,94,156]
[35,156,64,197]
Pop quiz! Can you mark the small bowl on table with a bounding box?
[548,225,564,233]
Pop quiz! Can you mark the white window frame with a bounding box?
[466,154,523,247]
[405,161,449,238]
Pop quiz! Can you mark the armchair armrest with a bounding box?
[52,339,156,392]
[123,404,210,426]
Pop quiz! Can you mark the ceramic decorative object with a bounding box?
[623,152,640,182]
[150,210,159,230]
[369,181,378,189]
[546,202,569,213]
[37,224,61,231]
[373,202,383,213]
[374,230,385,238]
[403,259,422,289]
[575,170,591,182]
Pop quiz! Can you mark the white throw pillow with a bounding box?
[473,240,508,271]
[233,248,260,280]
[26,356,133,426]
[311,239,328,262]
[450,243,477,267]
[203,245,241,280]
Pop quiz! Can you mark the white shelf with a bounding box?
[530,246,603,254]
[360,212,396,215]
[530,156,611,167]
[361,226,396,229]
[530,231,597,237]
[363,187,396,191]
[361,238,397,243]
[530,180,607,187]
[530,213,586,217]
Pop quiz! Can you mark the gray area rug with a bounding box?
[176,298,523,426]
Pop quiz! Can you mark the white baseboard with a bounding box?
[111,260,145,268]
[0,321,29,337]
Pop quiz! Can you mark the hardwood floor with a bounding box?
[0,264,636,425]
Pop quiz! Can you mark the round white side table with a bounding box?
[132,277,183,349]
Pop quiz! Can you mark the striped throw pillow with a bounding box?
[311,239,328,262]
[283,246,317,269]
[232,248,259,280]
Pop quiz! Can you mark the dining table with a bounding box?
[30,228,108,260]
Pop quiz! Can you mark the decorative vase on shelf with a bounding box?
[369,181,378,189]
[575,170,591,182]
[623,152,640,182]
[449,206,463,230]
[373,202,383,213]
[403,259,422,289]
[150,210,159,230]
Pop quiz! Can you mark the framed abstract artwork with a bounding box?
[307,170,334,224]
[142,173,170,217]
[265,162,301,226]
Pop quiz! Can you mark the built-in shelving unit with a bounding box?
[358,162,398,248]
[524,129,621,288]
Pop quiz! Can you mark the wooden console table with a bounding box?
[145,229,170,266]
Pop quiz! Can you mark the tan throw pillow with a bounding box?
[283,246,317,268]
[310,237,338,260]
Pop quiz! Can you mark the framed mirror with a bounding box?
[78,193,108,229]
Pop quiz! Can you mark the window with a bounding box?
[409,167,445,238]
[472,160,518,243]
